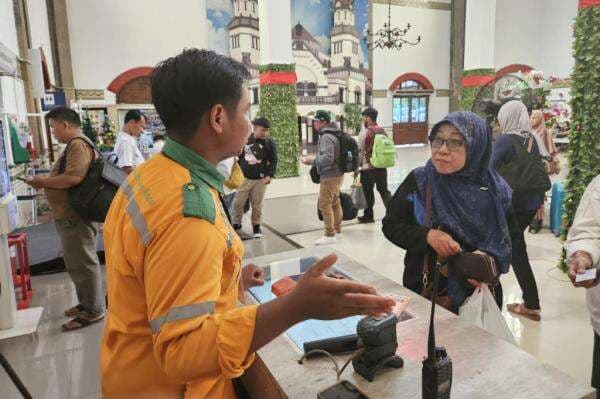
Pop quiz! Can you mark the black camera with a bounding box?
[352,313,403,382]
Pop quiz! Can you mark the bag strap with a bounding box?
[427,257,441,360]
[422,182,433,286]
[59,136,101,174]
[526,135,534,153]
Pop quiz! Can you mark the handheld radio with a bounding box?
[422,260,453,398]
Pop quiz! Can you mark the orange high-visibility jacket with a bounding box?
[101,138,257,399]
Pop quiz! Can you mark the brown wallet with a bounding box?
[448,251,499,285]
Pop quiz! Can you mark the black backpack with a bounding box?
[60,137,127,222]
[317,192,358,221]
[497,134,551,198]
[324,130,359,173]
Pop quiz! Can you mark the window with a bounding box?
[296,82,305,97]
[252,87,259,104]
[251,35,260,50]
[307,82,317,96]
[333,41,342,54]
[339,87,345,103]
[393,96,428,123]
[399,80,423,91]
[231,35,240,49]
[352,42,358,55]
[354,89,361,105]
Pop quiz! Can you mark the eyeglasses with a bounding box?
[430,137,465,151]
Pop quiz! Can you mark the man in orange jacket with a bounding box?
[100,49,394,399]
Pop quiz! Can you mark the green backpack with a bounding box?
[370,132,396,168]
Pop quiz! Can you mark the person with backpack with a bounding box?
[492,100,551,321]
[302,110,348,245]
[358,107,392,224]
[231,117,277,238]
[25,107,104,331]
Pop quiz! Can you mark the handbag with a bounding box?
[309,165,320,184]
[224,162,244,190]
[350,176,367,209]
[545,155,560,175]
[60,136,127,223]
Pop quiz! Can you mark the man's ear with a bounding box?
[209,104,226,136]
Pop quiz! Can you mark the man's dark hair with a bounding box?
[151,49,251,137]
[361,107,378,122]
[252,117,271,129]
[45,107,81,127]
[124,109,144,124]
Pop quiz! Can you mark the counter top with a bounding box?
[242,247,596,399]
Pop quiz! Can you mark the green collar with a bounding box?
[162,138,225,194]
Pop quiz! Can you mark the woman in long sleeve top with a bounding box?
[383,112,513,313]
[491,100,545,321]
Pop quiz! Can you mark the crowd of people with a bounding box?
[25,48,599,397]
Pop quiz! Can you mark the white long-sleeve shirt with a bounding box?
[565,175,600,335]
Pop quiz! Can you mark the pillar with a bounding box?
[559,0,600,269]
[449,0,466,112]
[460,0,496,110]
[257,0,298,177]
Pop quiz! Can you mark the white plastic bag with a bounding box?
[459,286,517,345]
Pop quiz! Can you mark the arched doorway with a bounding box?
[388,73,434,145]
[107,67,154,104]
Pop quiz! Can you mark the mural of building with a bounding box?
[226,0,371,124]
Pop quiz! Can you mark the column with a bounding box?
[449,0,466,112]
[559,0,600,269]
[460,0,496,110]
[257,0,298,177]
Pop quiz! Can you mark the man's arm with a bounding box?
[314,135,336,171]
[27,174,84,190]
[267,140,278,177]
[364,128,375,167]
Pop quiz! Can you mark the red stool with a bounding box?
[8,233,32,309]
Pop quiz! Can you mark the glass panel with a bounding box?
[418,97,427,122]
[400,80,423,90]
[410,97,419,122]
[393,98,409,123]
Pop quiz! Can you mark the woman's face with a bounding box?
[530,113,542,127]
[431,124,467,175]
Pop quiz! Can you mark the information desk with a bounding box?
[241,247,596,399]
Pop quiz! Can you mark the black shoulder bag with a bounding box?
[59,137,127,222]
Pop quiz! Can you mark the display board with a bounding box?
[248,257,361,352]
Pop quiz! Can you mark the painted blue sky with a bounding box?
[355,0,369,68]
[291,0,333,54]
[207,0,233,56]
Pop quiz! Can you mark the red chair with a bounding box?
[8,233,32,309]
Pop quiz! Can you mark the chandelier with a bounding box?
[364,0,421,50]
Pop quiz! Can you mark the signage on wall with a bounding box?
[41,91,67,112]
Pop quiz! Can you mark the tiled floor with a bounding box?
[1,148,594,398]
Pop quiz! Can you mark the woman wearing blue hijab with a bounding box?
[382,112,513,312]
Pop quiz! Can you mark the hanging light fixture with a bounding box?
[365,0,421,50]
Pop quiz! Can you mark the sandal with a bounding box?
[64,304,85,317]
[62,313,105,331]
[507,303,541,321]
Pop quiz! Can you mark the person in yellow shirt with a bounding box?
[100,49,394,399]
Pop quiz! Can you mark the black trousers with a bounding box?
[593,332,599,391]
[360,168,391,219]
[510,210,541,310]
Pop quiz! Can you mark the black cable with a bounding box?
[299,348,365,380]
[0,353,33,399]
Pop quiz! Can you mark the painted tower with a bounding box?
[330,0,360,69]
[228,0,260,66]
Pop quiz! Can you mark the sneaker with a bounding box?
[335,233,344,240]
[253,225,263,238]
[315,236,337,246]
[358,216,375,224]
[232,224,242,231]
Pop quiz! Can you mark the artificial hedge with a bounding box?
[258,64,299,178]
[459,68,495,111]
[343,103,362,135]
[559,5,600,269]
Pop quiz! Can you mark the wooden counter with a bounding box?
[241,247,596,399]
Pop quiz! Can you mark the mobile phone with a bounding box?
[15,177,28,182]
[575,268,597,283]
[317,380,368,399]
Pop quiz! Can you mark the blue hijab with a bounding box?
[413,112,513,273]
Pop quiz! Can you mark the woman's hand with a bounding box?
[426,230,461,258]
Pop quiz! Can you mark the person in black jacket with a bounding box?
[382,112,513,313]
[231,117,277,238]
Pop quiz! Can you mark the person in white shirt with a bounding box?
[216,157,237,210]
[565,174,600,393]
[115,110,146,174]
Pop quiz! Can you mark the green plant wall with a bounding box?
[343,103,362,135]
[258,64,299,178]
[559,5,600,270]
